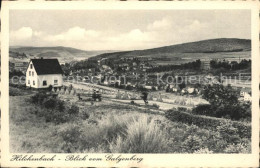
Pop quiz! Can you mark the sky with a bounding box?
[9,10,251,51]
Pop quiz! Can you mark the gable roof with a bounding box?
[30,59,63,75]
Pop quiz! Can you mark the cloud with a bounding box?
[10,19,211,50]
[147,17,172,31]
[10,27,33,40]
[44,27,101,41]
[10,15,247,51]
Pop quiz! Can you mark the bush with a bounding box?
[192,104,212,115]
[109,115,168,153]
[192,103,251,122]
[152,103,160,109]
[43,98,57,109]
[165,109,251,139]
[181,135,204,152]
[81,111,90,120]
[31,92,48,104]
[216,120,240,144]
[30,92,79,124]
[57,123,83,153]
[224,143,250,153]
[68,104,79,115]
[194,148,213,154]
[198,84,251,121]
[126,85,133,90]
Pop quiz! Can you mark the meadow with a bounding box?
[9,86,251,153]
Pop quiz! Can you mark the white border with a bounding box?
[1,1,259,167]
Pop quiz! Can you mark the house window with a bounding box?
[30,64,33,69]
[33,80,35,85]
[28,80,30,84]
[43,81,47,86]
[54,80,58,85]
[32,72,34,76]
[29,71,31,76]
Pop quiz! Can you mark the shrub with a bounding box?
[81,111,90,120]
[194,148,213,154]
[165,109,251,139]
[181,135,204,152]
[109,115,168,153]
[56,123,83,153]
[192,104,212,115]
[31,92,48,104]
[30,92,79,124]
[152,103,160,109]
[43,98,57,109]
[216,120,240,144]
[56,100,65,112]
[126,85,133,90]
[224,143,250,153]
[68,104,79,115]
[198,84,251,121]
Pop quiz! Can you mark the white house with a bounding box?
[243,92,252,102]
[187,87,195,94]
[240,87,251,97]
[26,58,63,88]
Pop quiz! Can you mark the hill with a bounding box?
[9,46,118,63]
[91,38,251,61]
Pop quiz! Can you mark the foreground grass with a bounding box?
[10,92,251,153]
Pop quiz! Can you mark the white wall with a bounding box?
[37,74,63,88]
[26,61,38,88]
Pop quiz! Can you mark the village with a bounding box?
[10,53,252,105]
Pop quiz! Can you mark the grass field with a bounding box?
[9,87,251,153]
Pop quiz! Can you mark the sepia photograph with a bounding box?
[1,1,259,167]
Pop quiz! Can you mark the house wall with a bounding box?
[37,74,63,88]
[26,61,38,88]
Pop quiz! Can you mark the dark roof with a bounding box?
[30,59,63,75]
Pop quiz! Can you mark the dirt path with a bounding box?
[111,99,192,111]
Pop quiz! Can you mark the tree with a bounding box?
[166,85,171,92]
[179,83,186,90]
[196,84,251,121]
[202,84,239,107]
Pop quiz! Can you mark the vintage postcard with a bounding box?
[1,1,259,167]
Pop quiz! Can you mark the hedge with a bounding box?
[165,110,251,139]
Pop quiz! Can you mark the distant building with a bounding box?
[10,61,28,73]
[243,92,252,102]
[240,87,251,97]
[200,59,211,70]
[26,58,63,88]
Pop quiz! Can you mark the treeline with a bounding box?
[61,60,100,76]
[9,51,28,59]
[210,59,251,70]
[71,60,99,71]
[147,59,201,73]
